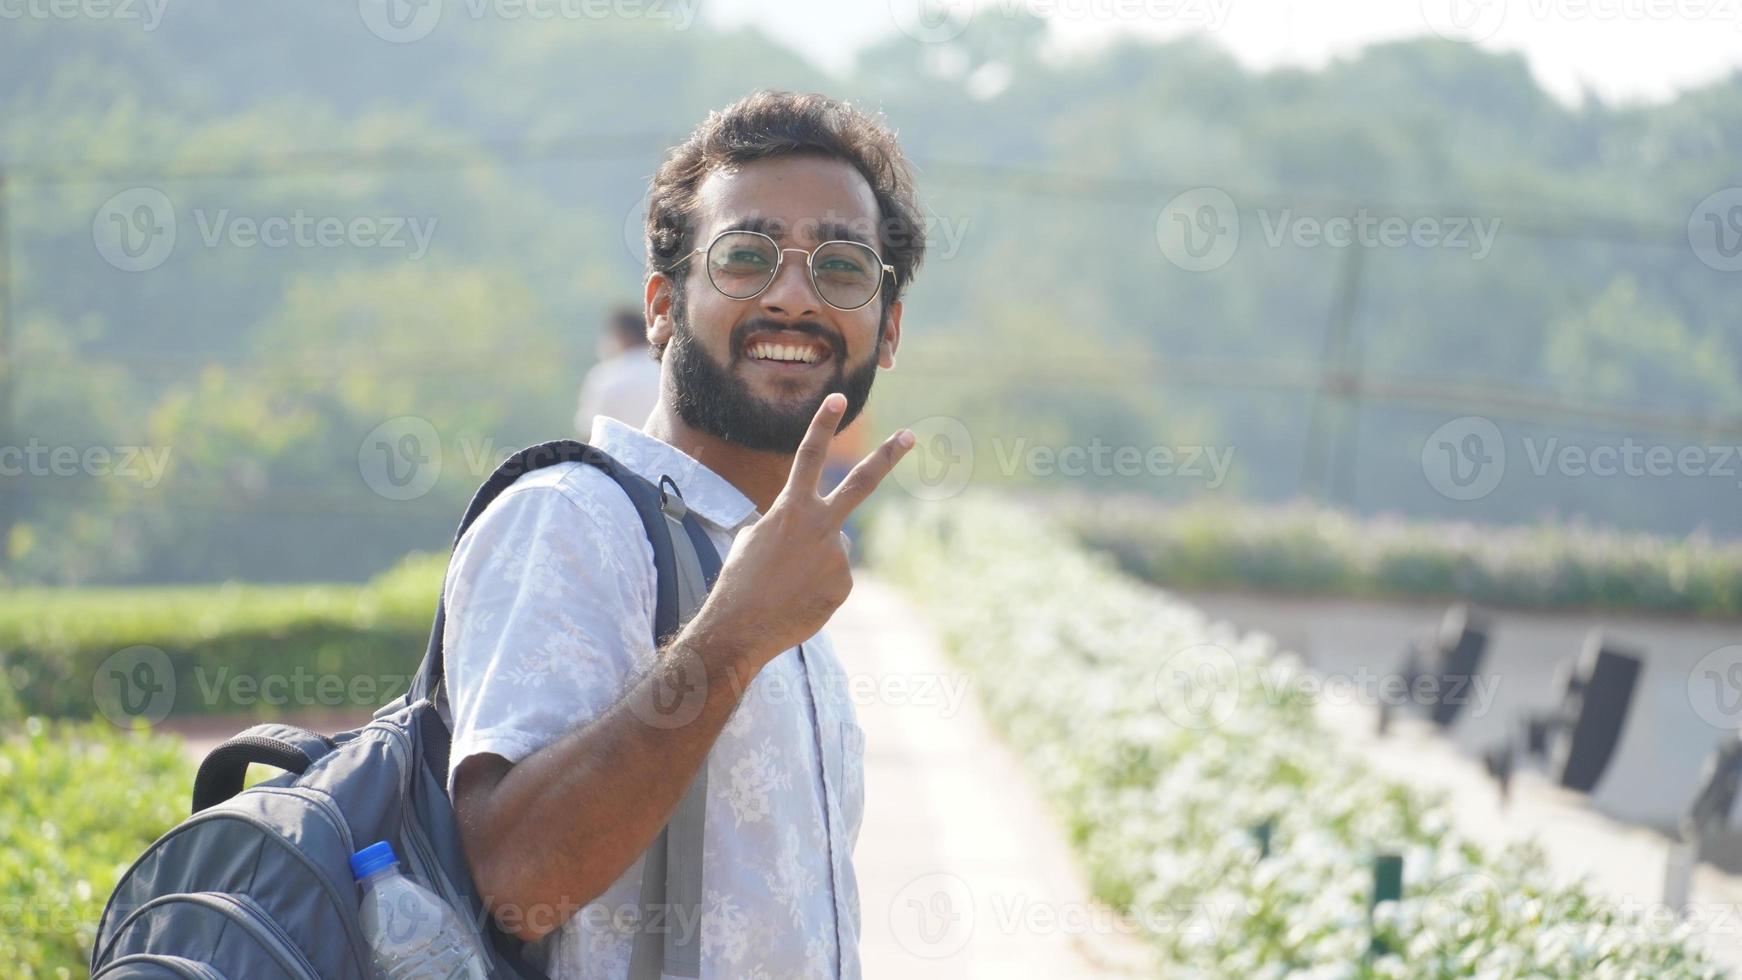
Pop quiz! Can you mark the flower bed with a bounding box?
[870,498,1723,976]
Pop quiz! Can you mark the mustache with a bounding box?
[729,318,846,362]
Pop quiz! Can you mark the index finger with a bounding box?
[823,428,918,518]
[786,392,847,497]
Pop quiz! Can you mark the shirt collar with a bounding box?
[589,416,761,532]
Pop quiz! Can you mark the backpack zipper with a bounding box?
[252,784,357,854]
[94,953,228,979]
[244,785,371,965]
[209,893,326,979]
[103,892,322,980]
[379,722,495,959]
[99,801,375,973]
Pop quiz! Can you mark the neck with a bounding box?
[642,399,791,515]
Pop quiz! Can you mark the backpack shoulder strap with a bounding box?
[404,440,694,707]
[629,479,721,980]
[410,439,725,980]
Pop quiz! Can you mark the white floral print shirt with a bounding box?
[442,417,865,980]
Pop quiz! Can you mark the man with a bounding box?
[574,306,661,435]
[443,89,926,979]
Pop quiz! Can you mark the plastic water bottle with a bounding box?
[351,841,489,980]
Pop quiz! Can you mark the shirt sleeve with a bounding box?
[441,473,657,799]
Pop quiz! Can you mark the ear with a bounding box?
[645,273,675,356]
[877,299,903,370]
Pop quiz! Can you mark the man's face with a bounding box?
[650,155,902,453]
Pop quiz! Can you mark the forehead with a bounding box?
[693,155,882,247]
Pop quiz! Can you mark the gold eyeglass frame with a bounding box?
[671,229,897,312]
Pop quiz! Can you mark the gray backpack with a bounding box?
[91,441,722,980]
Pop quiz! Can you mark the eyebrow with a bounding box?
[718,216,875,248]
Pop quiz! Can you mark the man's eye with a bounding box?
[726,250,772,267]
[817,257,870,277]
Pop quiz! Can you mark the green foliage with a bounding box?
[6,16,1742,586]
[1543,276,1742,415]
[870,498,1723,976]
[0,718,194,978]
[0,553,445,722]
[1058,496,1742,617]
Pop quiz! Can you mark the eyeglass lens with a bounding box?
[704,231,882,310]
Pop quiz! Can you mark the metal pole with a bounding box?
[1329,245,1366,506]
[1300,238,1365,503]
[0,169,13,577]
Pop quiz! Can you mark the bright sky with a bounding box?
[701,0,1742,105]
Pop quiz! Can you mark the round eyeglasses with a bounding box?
[672,230,896,312]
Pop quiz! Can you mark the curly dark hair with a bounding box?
[644,90,926,349]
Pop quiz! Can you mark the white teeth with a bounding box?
[750,342,819,363]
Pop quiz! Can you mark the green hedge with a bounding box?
[1058,496,1742,617]
[1,719,194,978]
[0,553,447,723]
[871,498,1724,976]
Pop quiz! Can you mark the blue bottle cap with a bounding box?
[349,841,399,880]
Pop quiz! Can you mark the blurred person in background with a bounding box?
[574,305,660,435]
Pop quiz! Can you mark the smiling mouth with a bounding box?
[741,332,835,367]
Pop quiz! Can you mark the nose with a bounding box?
[757,247,823,319]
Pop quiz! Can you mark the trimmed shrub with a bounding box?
[0,553,447,722]
[0,719,194,978]
[1059,496,1742,617]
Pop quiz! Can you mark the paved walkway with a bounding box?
[833,576,1153,978]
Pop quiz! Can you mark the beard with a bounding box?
[664,291,880,453]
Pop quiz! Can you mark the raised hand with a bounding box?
[687,392,915,669]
